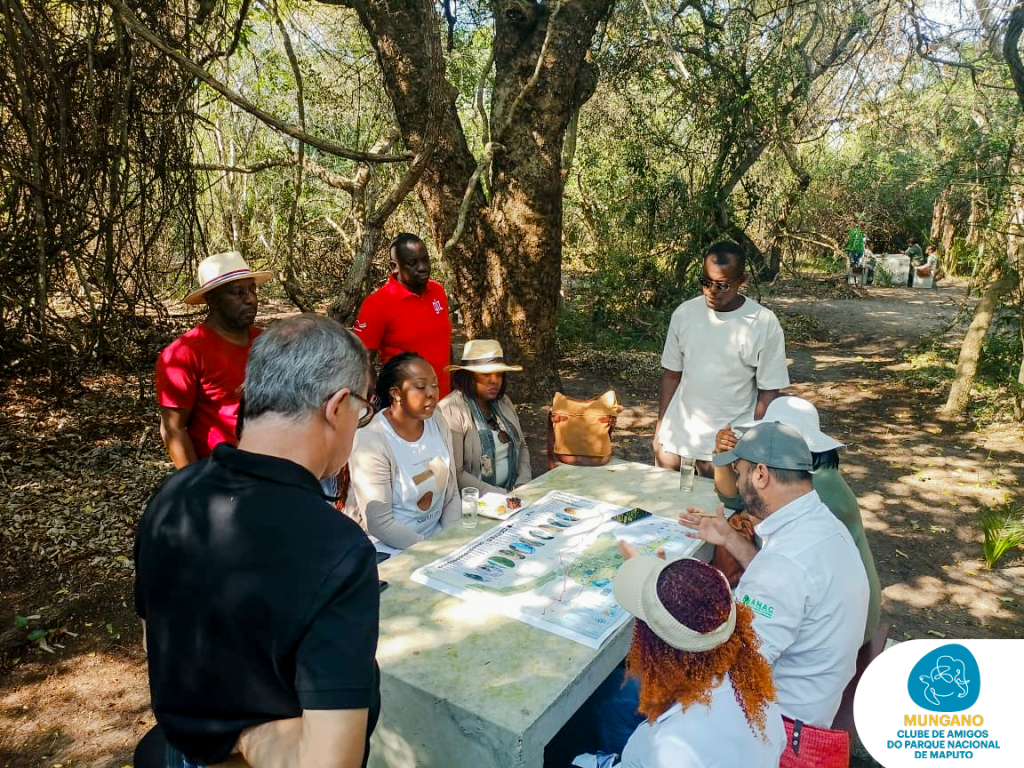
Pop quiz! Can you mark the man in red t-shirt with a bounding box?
[353,233,453,397]
[155,252,273,468]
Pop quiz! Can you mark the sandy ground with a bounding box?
[2,278,1021,768]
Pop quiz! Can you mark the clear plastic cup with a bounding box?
[679,457,696,491]
[462,487,480,528]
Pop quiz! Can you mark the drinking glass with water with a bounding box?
[462,487,480,528]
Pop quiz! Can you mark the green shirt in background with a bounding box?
[845,227,866,256]
[905,243,924,264]
[720,466,882,645]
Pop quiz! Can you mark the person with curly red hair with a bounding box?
[574,554,784,767]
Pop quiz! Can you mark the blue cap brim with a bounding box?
[712,450,739,467]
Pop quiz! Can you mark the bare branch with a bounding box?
[641,0,691,80]
[443,142,503,257]
[199,0,252,66]
[301,128,400,193]
[476,42,496,146]
[106,0,413,164]
[193,159,294,173]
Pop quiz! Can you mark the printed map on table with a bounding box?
[411,490,700,648]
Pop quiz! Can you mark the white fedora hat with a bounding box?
[445,339,523,374]
[613,556,736,652]
[183,251,274,305]
[745,396,844,453]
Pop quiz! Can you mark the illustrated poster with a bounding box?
[411,490,702,648]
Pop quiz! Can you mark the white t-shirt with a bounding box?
[737,490,869,726]
[659,295,789,460]
[491,429,510,488]
[619,675,785,768]
[377,412,450,541]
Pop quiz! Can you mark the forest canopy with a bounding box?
[3,0,1024,410]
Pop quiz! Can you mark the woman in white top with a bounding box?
[589,554,785,767]
[345,353,460,550]
[438,339,532,494]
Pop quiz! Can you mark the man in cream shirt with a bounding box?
[655,241,789,477]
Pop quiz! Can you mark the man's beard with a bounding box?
[740,471,769,520]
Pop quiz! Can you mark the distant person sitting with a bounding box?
[572,555,784,767]
[438,339,532,494]
[346,353,460,551]
[681,423,869,727]
[654,242,789,477]
[155,251,272,468]
[915,245,939,289]
[862,240,876,284]
[353,233,453,397]
[905,236,924,287]
[713,396,881,645]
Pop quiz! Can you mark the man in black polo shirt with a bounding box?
[135,314,378,768]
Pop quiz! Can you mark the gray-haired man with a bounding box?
[135,314,379,768]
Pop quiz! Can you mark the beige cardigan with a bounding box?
[344,410,461,550]
[437,391,532,495]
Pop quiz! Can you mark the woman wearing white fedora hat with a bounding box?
[438,339,532,495]
[713,396,881,644]
[572,555,784,767]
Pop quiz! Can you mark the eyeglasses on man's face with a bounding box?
[698,275,742,292]
[349,392,376,428]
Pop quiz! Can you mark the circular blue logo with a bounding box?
[907,643,980,712]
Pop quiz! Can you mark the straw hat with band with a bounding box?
[445,339,523,375]
[613,556,736,652]
[739,396,843,453]
[183,251,274,305]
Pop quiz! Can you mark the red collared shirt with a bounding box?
[353,276,452,397]
[154,323,261,458]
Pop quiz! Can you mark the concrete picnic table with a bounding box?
[368,461,722,768]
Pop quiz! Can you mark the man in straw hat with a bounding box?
[681,421,869,727]
[155,251,273,468]
[353,233,452,397]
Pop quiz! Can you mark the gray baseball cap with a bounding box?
[712,421,813,471]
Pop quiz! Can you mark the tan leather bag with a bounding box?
[548,390,621,466]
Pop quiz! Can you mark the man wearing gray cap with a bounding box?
[679,422,869,728]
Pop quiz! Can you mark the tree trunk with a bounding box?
[768,141,813,276]
[339,0,613,396]
[940,271,1015,417]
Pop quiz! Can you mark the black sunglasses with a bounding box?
[486,415,511,444]
[698,275,742,292]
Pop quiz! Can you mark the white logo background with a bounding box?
[855,639,1024,767]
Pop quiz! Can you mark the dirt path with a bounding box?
[2,281,1022,768]
[550,280,1024,642]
